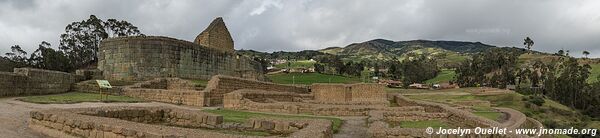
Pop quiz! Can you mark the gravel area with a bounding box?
[0,97,199,138]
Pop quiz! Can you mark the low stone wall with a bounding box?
[204,75,309,106]
[368,111,449,122]
[0,68,81,97]
[78,106,222,128]
[224,90,424,116]
[312,83,386,103]
[75,69,103,80]
[248,118,333,138]
[72,80,124,95]
[122,78,206,106]
[29,106,333,138]
[224,89,311,109]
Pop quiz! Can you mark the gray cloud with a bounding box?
[1,0,599,57]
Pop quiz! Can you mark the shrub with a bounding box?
[528,95,545,106]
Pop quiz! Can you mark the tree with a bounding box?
[5,45,28,65]
[314,63,325,73]
[557,49,565,56]
[456,48,519,88]
[523,37,534,53]
[399,55,439,86]
[583,51,590,58]
[59,15,143,70]
[388,62,401,80]
[29,41,72,71]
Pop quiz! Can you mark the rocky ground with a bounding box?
[333,117,368,138]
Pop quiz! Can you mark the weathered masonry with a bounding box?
[98,17,265,81]
[0,68,81,96]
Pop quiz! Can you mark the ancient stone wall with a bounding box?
[75,69,103,80]
[312,84,349,102]
[350,83,386,102]
[312,83,386,103]
[194,17,234,52]
[224,89,311,109]
[223,89,424,116]
[122,78,206,106]
[248,118,333,138]
[368,111,449,122]
[98,36,264,81]
[204,75,309,106]
[0,68,81,97]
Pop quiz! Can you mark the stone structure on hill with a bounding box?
[98,17,264,81]
[194,17,234,52]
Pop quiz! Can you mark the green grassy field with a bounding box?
[267,72,362,85]
[19,92,144,104]
[274,60,316,69]
[425,69,456,84]
[203,109,343,133]
[190,79,210,88]
[472,111,503,121]
[587,63,600,83]
[402,89,589,132]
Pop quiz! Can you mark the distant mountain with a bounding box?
[319,39,495,60]
[238,39,509,67]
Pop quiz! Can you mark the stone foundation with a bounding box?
[204,75,309,106]
[29,106,333,138]
[122,78,206,106]
[224,89,423,116]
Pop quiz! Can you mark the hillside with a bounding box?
[318,39,495,61]
[237,39,502,68]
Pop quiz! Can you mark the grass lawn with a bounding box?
[203,109,343,133]
[587,63,600,83]
[395,120,451,128]
[19,92,144,104]
[267,72,361,85]
[190,79,210,88]
[425,69,456,84]
[472,112,503,121]
[274,60,316,69]
[403,89,590,131]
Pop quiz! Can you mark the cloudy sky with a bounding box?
[1,0,599,57]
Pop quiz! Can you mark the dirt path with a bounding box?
[0,97,200,138]
[334,116,368,138]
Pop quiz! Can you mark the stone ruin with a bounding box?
[27,74,544,137]
[0,68,81,96]
[119,75,309,107]
[97,17,265,81]
[194,17,234,52]
[29,106,333,138]
[4,17,544,138]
